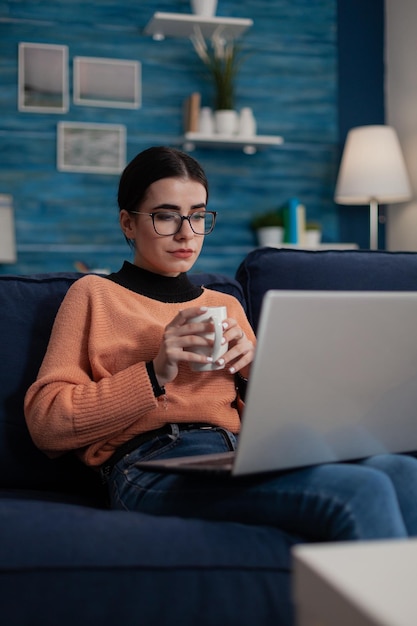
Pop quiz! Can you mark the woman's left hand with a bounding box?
[220,319,255,377]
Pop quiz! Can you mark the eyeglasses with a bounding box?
[129,210,217,236]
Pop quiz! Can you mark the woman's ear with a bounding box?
[119,210,136,239]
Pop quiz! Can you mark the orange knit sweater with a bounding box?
[24,273,256,467]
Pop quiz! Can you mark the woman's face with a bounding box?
[119,177,208,277]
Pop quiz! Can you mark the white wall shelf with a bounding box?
[145,12,282,155]
[183,132,284,154]
[144,12,253,40]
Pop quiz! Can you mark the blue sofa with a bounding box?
[2,247,417,626]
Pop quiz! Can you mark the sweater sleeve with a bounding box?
[24,279,158,456]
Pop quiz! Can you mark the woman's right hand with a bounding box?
[152,306,221,387]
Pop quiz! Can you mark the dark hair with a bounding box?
[118,146,209,215]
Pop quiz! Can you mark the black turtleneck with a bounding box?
[105,261,203,303]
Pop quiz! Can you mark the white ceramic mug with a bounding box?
[189,306,228,371]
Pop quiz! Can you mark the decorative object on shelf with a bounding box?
[238,107,256,137]
[256,226,284,247]
[190,0,218,18]
[304,222,322,247]
[282,198,306,244]
[198,106,215,134]
[250,209,284,247]
[0,194,17,264]
[214,109,238,135]
[190,25,244,135]
[183,92,201,132]
[334,125,412,250]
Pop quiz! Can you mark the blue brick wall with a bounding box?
[0,0,339,276]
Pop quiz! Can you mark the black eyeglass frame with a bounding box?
[128,210,217,236]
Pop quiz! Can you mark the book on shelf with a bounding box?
[283,198,306,244]
[183,92,201,133]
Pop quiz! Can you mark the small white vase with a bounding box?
[198,107,215,134]
[257,227,284,247]
[238,107,257,136]
[190,0,218,17]
[214,110,238,135]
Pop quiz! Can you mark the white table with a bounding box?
[292,539,417,626]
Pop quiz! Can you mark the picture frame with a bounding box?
[73,56,141,109]
[18,42,69,113]
[57,122,126,174]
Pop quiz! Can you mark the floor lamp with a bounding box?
[334,125,411,250]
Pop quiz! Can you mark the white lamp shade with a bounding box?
[335,125,412,205]
[0,195,17,264]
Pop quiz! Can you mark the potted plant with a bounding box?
[191,26,244,134]
[304,221,322,247]
[250,209,284,247]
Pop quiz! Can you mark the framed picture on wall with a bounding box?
[18,42,69,113]
[73,56,141,108]
[57,122,126,174]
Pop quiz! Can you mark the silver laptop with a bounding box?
[136,290,417,476]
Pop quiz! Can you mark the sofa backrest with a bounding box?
[236,248,417,332]
[0,271,245,496]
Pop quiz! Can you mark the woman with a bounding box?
[24,146,417,541]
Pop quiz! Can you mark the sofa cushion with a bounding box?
[236,248,417,332]
[0,271,245,496]
[0,497,297,626]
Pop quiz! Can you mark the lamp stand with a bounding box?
[369,198,379,250]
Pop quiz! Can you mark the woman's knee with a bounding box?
[360,454,417,536]
[361,453,417,481]
[304,463,406,539]
[263,463,405,540]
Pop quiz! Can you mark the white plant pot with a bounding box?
[214,110,238,135]
[304,229,322,247]
[257,226,284,247]
[190,0,218,17]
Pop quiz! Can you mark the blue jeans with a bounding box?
[107,424,417,541]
